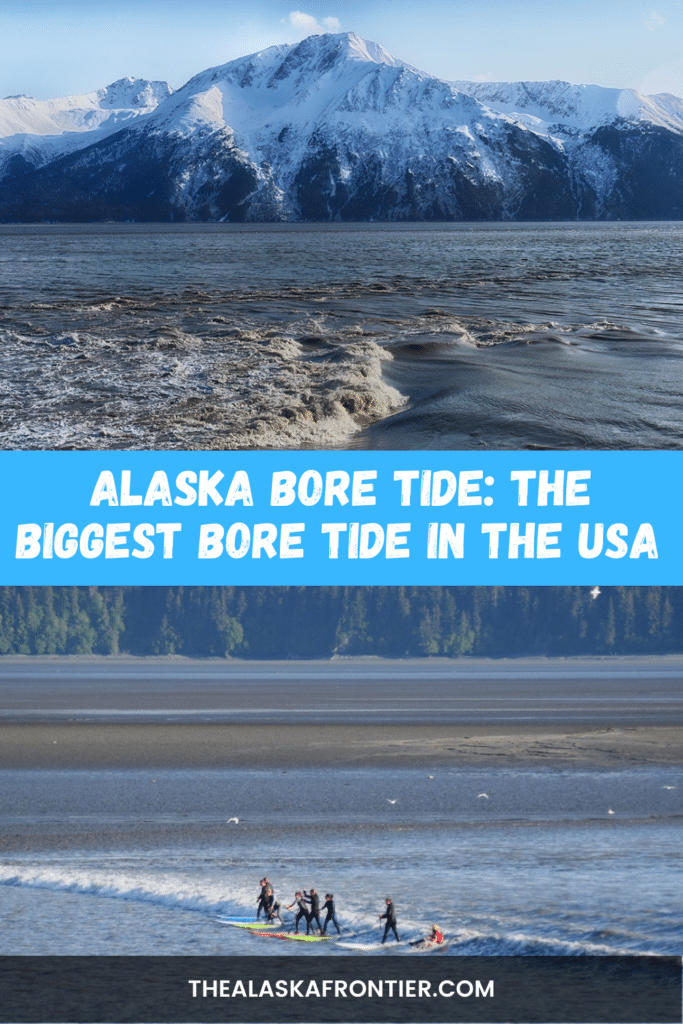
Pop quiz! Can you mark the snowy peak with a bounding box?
[0,75,174,172]
[95,78,174,109]
[147,32,454,140]
[450,79,683,133]
[0,76,173,140]
[176,32,418,103]
[265,31,409,84]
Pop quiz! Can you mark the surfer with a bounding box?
[256,877,271,919]
[410,924,445,947]
[305,888,323,935]
[379,898,400,943]
[266,889,283,925]
[286,891,311,934]
[322,893,341,935]
[263,885,278,920]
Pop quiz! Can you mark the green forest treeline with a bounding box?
[0,586,681,658]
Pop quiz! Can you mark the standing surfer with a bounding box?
[256,877,271,919]
[305,888,323,935]
[286,891,311,934]
[263,884,277,920]
[266,888,283,925]
[322,893,341,935]
[379,897,400,943]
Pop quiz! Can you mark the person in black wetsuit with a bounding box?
[322,894,341,935]
[286,891,310,934]
[265,887,283,925]
[305,888,323,935]
[262,885,276,920]
[379,898,400,943]
[256,877,270,919]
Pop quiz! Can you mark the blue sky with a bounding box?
[2,0,682,100]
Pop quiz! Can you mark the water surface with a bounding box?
[1,222,681,450]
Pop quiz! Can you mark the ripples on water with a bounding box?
[1,222,681,450]
[1,766,681,956]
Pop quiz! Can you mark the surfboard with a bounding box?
[338,940,402,950]
[254,931,331,943]
[408,940,449,953]
[217,918,279,930]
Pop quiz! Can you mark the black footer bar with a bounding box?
[0,955,680,1023]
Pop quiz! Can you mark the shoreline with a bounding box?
[2,652,683,663]
[1,722,681,770]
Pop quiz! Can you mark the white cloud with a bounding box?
[645,9,666,30]
[288,11,341,36]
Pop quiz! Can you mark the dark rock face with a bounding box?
[0,128,260,223]
[2,116,680,222]
[582,123,683,220]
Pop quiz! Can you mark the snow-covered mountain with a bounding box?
[450,79,683,134]
[2,33,682,222]
[0,78,172,172]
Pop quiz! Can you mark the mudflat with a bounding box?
[1,655,683,726]
[2,656,681,769]
[1,722,681,769]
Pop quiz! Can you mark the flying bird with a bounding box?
[386,799,398,805]
[663,785,677,790]
[590,586,601,599]
[226,817,240,824]
[607,809,615,815]
[477,793,489,799]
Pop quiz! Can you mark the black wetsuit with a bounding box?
[291,896,310,933]
[305,890,322,934]
[263,889,275,918]
[256,882,270,919]
[380,901,400,943]
[322,897,341,935]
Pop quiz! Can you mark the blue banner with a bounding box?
[0,451,677,585]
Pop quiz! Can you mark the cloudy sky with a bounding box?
[2,0,682,100]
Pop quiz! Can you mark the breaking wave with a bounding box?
[1,221,682,450]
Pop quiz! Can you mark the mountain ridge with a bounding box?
[1,32,682,222]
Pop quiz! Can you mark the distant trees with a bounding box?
[0,586,681,658]
[0,586,124,656]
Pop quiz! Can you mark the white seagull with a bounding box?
[607,809,615,815]
[590,586,601,599]
[386,799,398,805]
[477,793,489,799]
[663,785,677,790]
[226,817,240,824]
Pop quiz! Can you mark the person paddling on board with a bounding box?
[286,891,310,934]
[322,893,341,935]
[379,897,400,943]
[304,888,323,935]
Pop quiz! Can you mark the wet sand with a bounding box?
[3,655,683,727]
[2,721,682,769]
